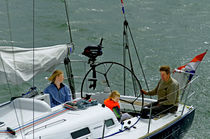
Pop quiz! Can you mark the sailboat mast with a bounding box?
[64,0,74,51]
[63,0,76,99]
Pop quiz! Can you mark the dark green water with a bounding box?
[0,0,210,138]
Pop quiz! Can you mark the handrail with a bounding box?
[25,119,66,135]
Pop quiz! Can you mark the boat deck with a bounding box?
[0,96,194,139]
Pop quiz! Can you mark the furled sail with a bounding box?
[0,44,72,85]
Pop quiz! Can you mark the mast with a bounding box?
[63,0,76,99]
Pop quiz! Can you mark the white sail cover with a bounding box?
[0,44,72,85]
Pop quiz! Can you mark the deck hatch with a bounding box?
[105,119,114,127]
[71,127,90,139]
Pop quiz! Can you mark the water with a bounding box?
[0,0,210,138]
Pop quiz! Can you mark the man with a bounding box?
[141,65,179,118]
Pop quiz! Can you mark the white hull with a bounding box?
[0,93,194,139]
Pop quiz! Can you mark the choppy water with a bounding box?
[0,0,210,138]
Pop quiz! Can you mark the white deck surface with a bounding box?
[0,96,193,139]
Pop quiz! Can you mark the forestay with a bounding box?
[0,44,72,84]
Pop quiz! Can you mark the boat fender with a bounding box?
[6,127,16,136]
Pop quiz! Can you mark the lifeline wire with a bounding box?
[4,0,24,138]
[32,0,35,138]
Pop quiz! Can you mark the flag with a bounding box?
[120,0,125,14]
[174,50,207,75]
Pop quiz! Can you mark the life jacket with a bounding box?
[104,98,120,111]
[104,98,121,121]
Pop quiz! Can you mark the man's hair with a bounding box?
[159,65,170,74]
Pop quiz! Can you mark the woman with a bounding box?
[104,90,131,121]
[44,70,72,107]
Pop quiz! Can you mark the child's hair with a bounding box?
[108,90,120,99]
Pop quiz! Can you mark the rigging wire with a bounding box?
[123,24,126,96]
[127,24,150,92]
[5,0,18,85]
[4,0,24,138]
[120,0,150,92]
[32,0,35,138]
[123,21,138,96]
[0,55,24,139]
[120,0,152,132]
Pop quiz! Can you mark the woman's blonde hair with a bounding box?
[108,90,120,99]
[48,70,63,83]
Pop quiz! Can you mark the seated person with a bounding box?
[141,65,179,118]
[104,90,131,121]
[44,70,72,107]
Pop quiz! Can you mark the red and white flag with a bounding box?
[174,50,207,75]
